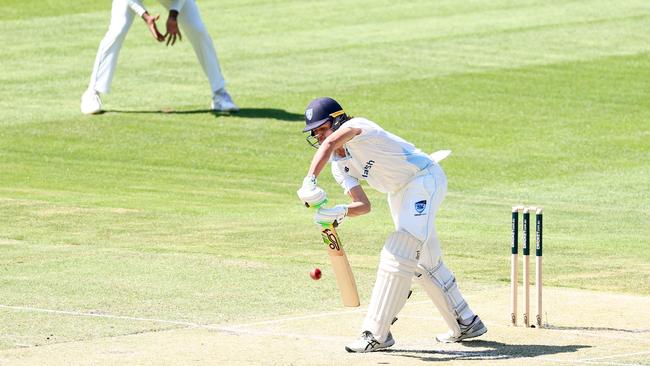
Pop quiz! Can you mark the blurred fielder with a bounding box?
[81,0,237,114]
[297,97,487,352]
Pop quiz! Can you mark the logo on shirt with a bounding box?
[362,160,375,178]
[305,108,313,121]
[414,200,427,216]
[344,166,350,172]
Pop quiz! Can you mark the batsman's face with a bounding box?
[307,122,333,148]
[313,122,333,143]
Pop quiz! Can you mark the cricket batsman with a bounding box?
[297,97,487,352]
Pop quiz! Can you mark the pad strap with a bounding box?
[414,261,474,336]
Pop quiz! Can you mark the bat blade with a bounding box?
[321,225,360,307]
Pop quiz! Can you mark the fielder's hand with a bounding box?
[297,175,327,208]
[314,205,348,226]
[143,13,164,42]
[165,11,182,46]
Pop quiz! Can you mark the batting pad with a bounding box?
[362,231,421,342]
[414,261,474,336]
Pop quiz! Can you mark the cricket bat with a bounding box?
[320,222,360,307]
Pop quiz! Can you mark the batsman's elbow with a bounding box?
[347,185,371,216]
[345,201,370,218]
[361,201,371,215]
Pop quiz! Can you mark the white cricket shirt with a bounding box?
[330,117,433,194]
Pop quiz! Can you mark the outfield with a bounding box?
[1,1,649,365]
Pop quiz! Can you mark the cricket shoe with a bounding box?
[80,89,102,114]
[211,88,239,112]
[436,315,487,343]
[345,331,395,353]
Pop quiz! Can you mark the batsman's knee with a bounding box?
[379,231,422,276]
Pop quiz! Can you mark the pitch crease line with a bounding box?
[0,304,355,342]
[0,304,210,328]
[223,301,429,329]
[577,350,650,362]
[0,301,427,330]
[541,357,646,366]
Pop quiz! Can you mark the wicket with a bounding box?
[510,205,543,328]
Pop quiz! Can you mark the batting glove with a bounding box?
[297,175,327,208]
[314,205,348,227]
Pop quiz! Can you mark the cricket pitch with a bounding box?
[1,285,649,366]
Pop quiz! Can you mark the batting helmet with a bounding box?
[303,97,347,133]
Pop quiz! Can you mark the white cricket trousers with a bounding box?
[88,0,225,94]
[362,163,475,340]
[387,163,447,268]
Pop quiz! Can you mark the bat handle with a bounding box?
[319,221,338,229]
[313,200,338,228]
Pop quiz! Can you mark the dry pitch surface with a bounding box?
[1,285,649,366]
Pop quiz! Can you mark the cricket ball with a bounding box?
[310,268,322,280]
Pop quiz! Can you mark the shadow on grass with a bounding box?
[381,340,590,362]
[102,107,303,122]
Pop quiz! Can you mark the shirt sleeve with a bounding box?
[331,160,360,194]
[127,0,146,17]
[169,0,187,11]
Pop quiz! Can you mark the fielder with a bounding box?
[297,97,487,352]
[81,0,237,114]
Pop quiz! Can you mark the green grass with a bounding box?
[1,0,649,351]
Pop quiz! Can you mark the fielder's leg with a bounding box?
[82,0,134,114]
[172,0,226,93]
[88,0,135,94]
[345,231,420,353]
[159,0,236,111]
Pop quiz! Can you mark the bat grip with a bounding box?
[307,197,328,209]
[319,220,338,229]
[312,199,338,228]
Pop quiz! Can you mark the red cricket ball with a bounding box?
[310,268,322,280]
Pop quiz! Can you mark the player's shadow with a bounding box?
[381,340,590,362]
[103,107,303,122]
